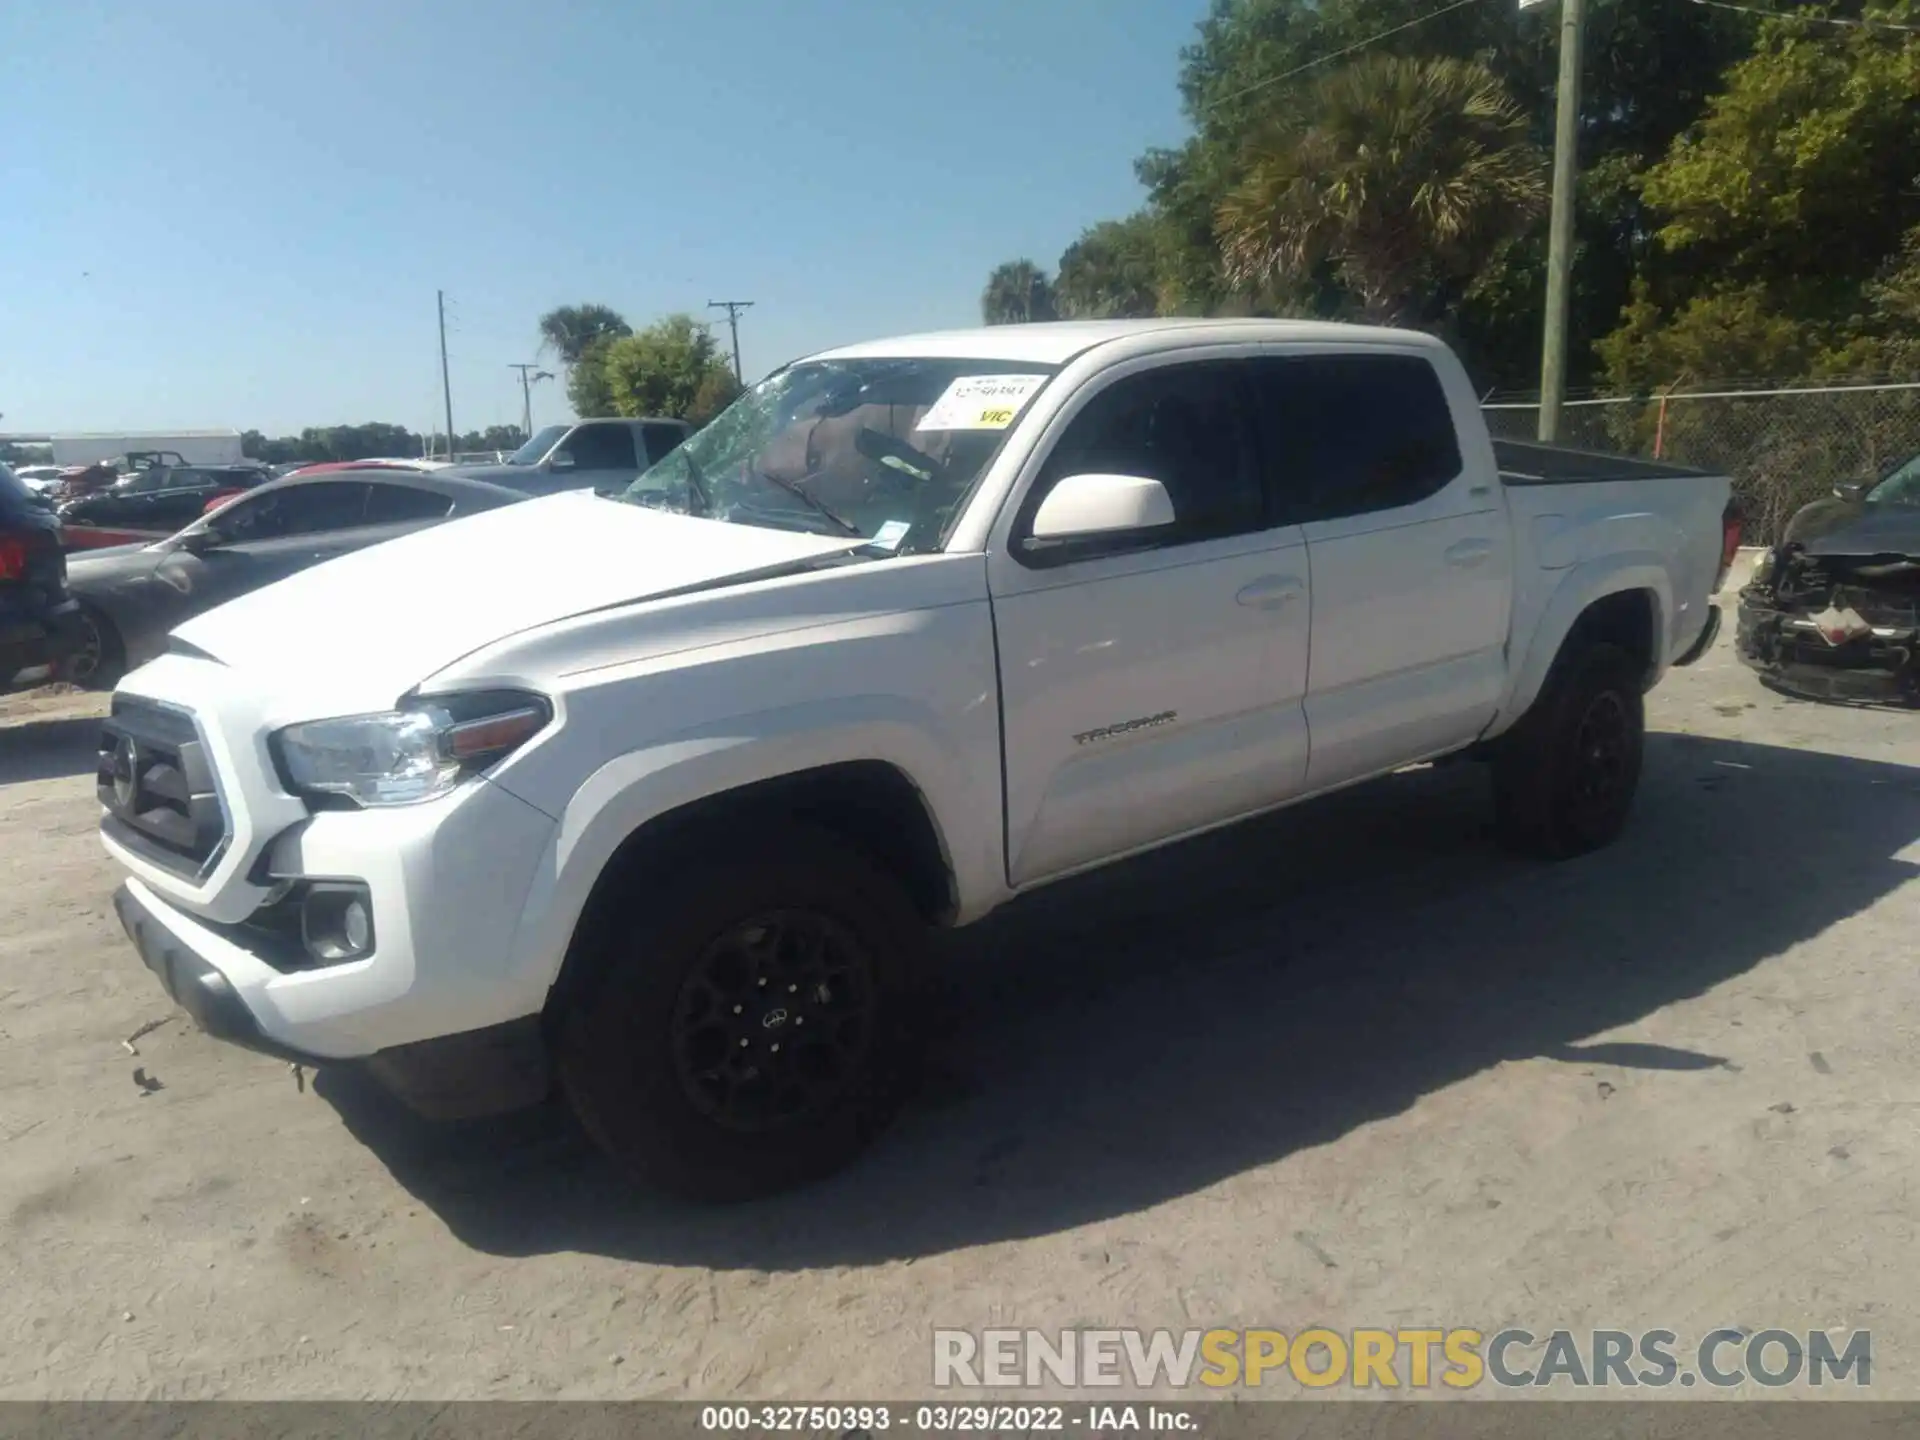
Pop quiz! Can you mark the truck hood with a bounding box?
[170,492,865,711]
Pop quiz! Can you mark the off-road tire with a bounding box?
[1492,641,1645,860]
[556,824,926,1201]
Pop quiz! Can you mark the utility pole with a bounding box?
[1535,0,1586,443]
[707,299,754,383]
[437,289,456,460]
[508,363,553,440]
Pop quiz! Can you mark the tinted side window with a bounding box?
[1027,361,1263,552]
[1247,354,1462,523]
[565,423,637,469]
[361,484,454,524]
[216,482,369,541]
[640,422,687,464]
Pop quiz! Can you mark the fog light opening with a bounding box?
[301,884,375,965]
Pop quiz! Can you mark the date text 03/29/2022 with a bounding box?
[698,1405,1196,1433]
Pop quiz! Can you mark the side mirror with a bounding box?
[1029,473,1176,541]
[178,528,221,554]
[1833,479,1871,503]
[548,448,576,471]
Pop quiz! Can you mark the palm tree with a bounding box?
[1215,55,1548,325]
[980,261,1058,325]
[537,303,632,365]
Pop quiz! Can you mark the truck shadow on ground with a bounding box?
[0,716,103,786]
[317,730,1920,1267]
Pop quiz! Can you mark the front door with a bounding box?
[988,354,1313,888]
[158,481,375,615]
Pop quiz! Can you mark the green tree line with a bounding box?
[981,0,1920,398]
[240,423,528,466]
[235,304,745,466]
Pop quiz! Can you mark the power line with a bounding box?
[1204,0,1494,110]
[1688,0,1920,31]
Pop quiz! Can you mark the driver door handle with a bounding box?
[1445,538,1493,568]
[1236,575,1305,610]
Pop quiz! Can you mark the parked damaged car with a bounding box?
[1736,453,1920,705]
[62,467,527,687]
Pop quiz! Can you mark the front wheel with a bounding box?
[557,826,926,1200]
[1491,642,1646,859]
[60,604,125,690]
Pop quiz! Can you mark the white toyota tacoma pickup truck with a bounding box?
[99,319,1739,1198]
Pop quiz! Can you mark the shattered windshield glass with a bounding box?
[616,357,1055,553]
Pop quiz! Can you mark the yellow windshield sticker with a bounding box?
[916,374,1048,432]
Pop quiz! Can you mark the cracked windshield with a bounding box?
[620,360,1054,548]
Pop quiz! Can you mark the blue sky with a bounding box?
[1,0,1206,437]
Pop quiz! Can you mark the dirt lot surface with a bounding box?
[2,596,1916,1401]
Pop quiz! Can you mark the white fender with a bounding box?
[1488,552,1673,737]
[504,694,997,1004]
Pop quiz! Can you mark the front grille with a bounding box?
[98,697,230,877]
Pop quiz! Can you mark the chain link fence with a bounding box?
[1483,382,1920,543]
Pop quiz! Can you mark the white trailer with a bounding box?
[49,430,245,468]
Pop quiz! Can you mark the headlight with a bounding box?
[1750,547,1776,585]
[273,691,551,807]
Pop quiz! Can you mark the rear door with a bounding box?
[640,421,690,466]
[1246,348,1513,791]
[989,352,1313,886]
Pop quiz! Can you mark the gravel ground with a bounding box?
[2,581,1916,1401]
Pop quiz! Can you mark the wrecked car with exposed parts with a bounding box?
[1736,453,1920,706]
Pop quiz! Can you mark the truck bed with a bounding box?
[1495,437,1717,487]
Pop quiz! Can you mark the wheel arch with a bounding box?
[1492,558,1671,736]
[523,734,968,1023]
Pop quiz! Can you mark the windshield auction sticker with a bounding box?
[916,374,1049,432]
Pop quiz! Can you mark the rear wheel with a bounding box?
[1492,641,1645,859]
[556,825,926,1200]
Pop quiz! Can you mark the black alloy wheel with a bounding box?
[669,910,878,1132]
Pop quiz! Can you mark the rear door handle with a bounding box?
[1445,538,1493,569]
[1236,575,1305,610]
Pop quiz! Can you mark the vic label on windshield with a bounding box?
[916,374,1049,432]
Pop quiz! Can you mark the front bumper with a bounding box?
[114,880,550,1119]
[100,655,573,1109]
[1735,594,1919,705]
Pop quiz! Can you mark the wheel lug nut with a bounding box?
[739,1038,749,1048]
[794,1017,804,1027]
[758,978,767,988]
[789,983,798,992]
[770,1043,780,1053]
[733,1005,743,1014]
